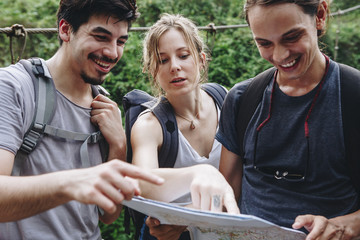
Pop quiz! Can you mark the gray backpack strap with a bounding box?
[13,59,108,176]
[13,58,57,176]
[43,125,104,168]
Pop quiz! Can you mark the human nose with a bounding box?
[103,41,119,60]
[272,44,290,64]
[170,57,181,73]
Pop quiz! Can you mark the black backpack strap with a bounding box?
[123,89,157,164]
[202,82,227,108]
[13,58,57,176]
[236,67,276,158]
[152,98,178,168]
[339,63,360,195]
[91,85,110,163]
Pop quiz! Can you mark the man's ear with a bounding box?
[316,0,328,30]
[58,19,72,43]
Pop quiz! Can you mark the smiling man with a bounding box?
[0,1,164,239]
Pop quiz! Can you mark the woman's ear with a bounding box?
[58,19,72,43]
[316,0,328,30]
[200,52,206,68]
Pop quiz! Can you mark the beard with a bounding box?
[80,70,106,85]
[82,53,118,85]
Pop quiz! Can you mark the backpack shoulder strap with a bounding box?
[123,89,179,168]
[123,89,157,164]
[13,58,57,176]
[236,67,276,158]
[202,82,227,108]
[13,59,110,176]
[19,58,57,153]
[152,98,178,168]
[339,63,360,194]
[91,85,110,163]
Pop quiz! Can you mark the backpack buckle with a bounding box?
[31,58,45,77]
[20,123,46,154]
[20,129,42,154]
[89,132,102,144]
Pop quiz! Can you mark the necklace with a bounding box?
[175,111,199,130]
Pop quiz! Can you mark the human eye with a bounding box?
[94,35,107,41]
[159,58,168,64]
[283,29,304,43]
[117,39,126,46]
[284,33,302,43]
[180,54,190,59]
[256,40,272,48]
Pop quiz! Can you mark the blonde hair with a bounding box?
[142,13,209,96]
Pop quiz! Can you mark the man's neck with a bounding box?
[46,50,94,108]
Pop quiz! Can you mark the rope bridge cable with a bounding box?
[330,5,360,16]
[0,24,248,64]
[0,24,249,35]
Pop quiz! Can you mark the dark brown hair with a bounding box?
[56,0,139,45]
[244,0,330,37]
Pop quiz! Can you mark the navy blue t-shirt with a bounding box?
[216,60,359,229]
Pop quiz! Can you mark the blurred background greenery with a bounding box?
[0,0,359,239]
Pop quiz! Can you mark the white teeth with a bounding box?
[281,59,296,68]
[94,59,110,68]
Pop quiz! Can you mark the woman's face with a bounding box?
[248,2,326,82]
[155,28,200,97]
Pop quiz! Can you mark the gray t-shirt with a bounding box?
[216,60,359,229]
[0,60,102,240]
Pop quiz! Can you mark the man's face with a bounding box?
[66,15,129,85]
[248,3,323,83]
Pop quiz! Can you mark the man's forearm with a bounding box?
[0,173,70,222]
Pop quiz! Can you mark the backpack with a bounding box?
[122,82,227,239]
[235,63,360,195]
[12,58,109,176]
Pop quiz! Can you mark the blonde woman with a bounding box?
[129,14,233,239]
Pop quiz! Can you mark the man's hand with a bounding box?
[293,211,360,240]
[146,217,187,240]
[62,160,164,214]
[90,94,126,159]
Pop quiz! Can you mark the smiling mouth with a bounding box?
[280,58,298,68]
[93,58,111,69]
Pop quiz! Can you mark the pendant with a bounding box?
[190,121,196,130]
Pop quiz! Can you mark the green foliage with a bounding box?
[0,0,359,239]
[99,212,134,240]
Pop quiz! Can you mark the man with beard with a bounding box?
[0,1,163,239]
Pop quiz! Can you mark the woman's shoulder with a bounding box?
[131,110,163,145]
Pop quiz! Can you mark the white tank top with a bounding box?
[172,106,221,203]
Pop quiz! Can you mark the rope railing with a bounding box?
[330,5,360,16]
[0,24,249,35]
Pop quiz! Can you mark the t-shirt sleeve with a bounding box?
[0,64,34,154]
[216,79,251,156]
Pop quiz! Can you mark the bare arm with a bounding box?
[219,146,243,202]
[0,149,163,223]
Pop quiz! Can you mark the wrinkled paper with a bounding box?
[122,196,306,240]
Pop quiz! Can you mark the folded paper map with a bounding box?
[122,196,306,240]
